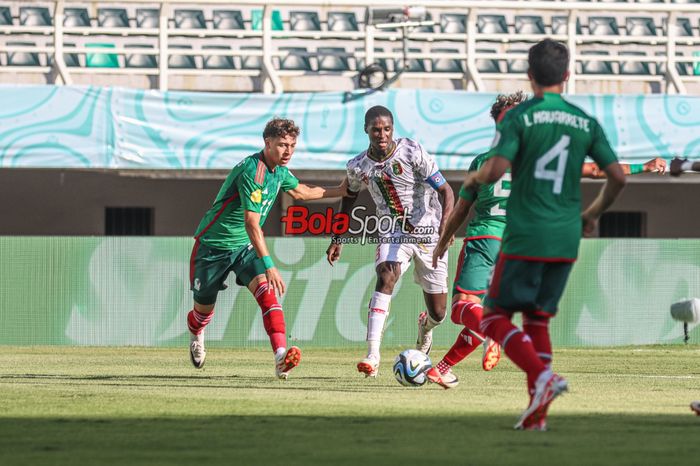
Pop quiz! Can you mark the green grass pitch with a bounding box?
[0,346,699,466]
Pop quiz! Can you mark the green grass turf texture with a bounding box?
[0,346,698,466]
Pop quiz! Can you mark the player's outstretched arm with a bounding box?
[432,197,473,269]
[326,185,359,266]
[463,156,511,191]
[244,210,286,296]
[287,178,349,201]
[581,162,626,237]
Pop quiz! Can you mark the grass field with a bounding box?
[0,346,699,466]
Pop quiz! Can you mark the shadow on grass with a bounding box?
[0,413,698,466]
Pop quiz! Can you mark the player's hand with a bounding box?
[326,241,343,266]
[581,211,598,238]
[644,157,667,175]
[265,267,286,296]
[432,240,449,268]
[669,157,686,177]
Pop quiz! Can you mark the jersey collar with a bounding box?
[258,151,277,173]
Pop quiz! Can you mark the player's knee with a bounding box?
[376,269,399,291]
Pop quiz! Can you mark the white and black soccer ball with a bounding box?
[393,349,432,387]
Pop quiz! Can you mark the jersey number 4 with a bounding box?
[534,135,570,195]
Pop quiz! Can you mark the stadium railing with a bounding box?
[0,0,699,94]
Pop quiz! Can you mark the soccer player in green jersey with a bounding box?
[426,93,666,390]
[462,39,627,430]
[187,118,347,379]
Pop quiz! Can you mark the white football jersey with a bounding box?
[346,138,443,240]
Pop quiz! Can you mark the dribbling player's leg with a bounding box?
[358,261,400,377]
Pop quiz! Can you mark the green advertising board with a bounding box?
[0,237,698,347]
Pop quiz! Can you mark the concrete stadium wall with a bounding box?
[0,168,698,238]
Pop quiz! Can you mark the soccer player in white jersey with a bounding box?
[326,105,455,377]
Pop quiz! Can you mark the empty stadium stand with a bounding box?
[0,0,698,94]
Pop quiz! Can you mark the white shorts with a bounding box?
[375,240,449,294]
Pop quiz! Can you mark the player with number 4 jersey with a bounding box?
[428,92,665,390]
[462,39,627,430]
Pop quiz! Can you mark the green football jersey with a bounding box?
[194,152,299,250]
[487,92,618,260]
[459,152,510,239]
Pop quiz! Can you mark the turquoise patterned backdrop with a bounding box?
[0,85,699,170]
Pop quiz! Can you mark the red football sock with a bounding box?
[481,312,546,389]
[523,314,552,367]
[450,300,484,330]
[187,309,214,335]
[440,328,481,371]
[254,282,287,352]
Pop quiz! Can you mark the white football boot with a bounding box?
[416,311,433,355]
[189,332,206,369]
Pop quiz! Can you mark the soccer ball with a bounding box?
[393,349,432,387]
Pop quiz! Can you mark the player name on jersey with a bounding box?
[524,110,591,132]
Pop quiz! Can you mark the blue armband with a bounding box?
[426,171,446,190]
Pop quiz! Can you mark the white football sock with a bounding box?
[366,291,392,360]
[422,311,444,332]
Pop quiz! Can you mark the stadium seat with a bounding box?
[7,41,40,66]
[477,15,508,34]
[619,51,651,75]
[19,7,51,26]
[278,47,312,71]
[581,50,615,74]
[506,49,529,74]
[203,45,235,69]
[168,44,197,69]
[136,9,159,28]
[431,48,463,73]
[98,8,129,28]
[626,17,657,36]
[64,8,90,27]
[0,6,11,25]
[662,17,693,37]
[317,47,351,71]
[440,14,466,34]
[475,48,501,73]
[588,17,619,36]
[290,11,321,31]
[393,48,426,72]
[240,46,262,70]
[515,15,546,34]
[656,51,691,75]
[212,10,244,30]
[86,43,120,68]
[125,44,157,68]
[251,9,284,31]
[551,16,583,35]
[62,42,81,67]
[327,12,359,32]
[174,9,206,29]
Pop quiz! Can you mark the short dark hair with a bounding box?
[364,105,394,128]
[490,91,526,121]
[263,118,300,140]
[528,39,569,87]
